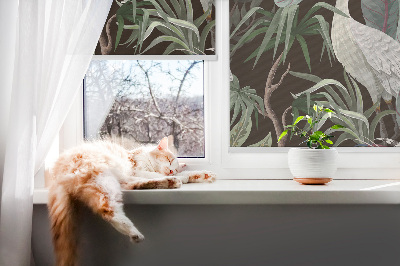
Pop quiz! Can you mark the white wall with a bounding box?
[32,204,400,266]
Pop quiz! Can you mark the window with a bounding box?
[54,0,400,182]
[83,60,205,158]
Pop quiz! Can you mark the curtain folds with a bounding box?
[0,0,112,265]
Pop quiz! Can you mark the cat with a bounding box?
[48,137,216,266]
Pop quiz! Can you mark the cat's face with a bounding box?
[150,137,179,176]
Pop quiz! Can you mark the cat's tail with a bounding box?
[48,183,78,266]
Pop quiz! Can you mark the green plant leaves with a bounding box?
[231,109,253,147]
[141,36,190,54]
[294,78,352,109]
[283,5,298,61]
[230,7,262,38]
[229,72,270,147]
[240,1,344,70]
[195,8,212,27]
[331,125,345,129]
[273,6,288,59]
[278,130,288,143]
[249,132,272,147]
[300,2,348,24]
[115,15,125,50]
[113,0,215,55]
[361,0,399,39]
[230,74,265,128]
[307,131,333,149]
[295,35,311,72]
[200,20,215,52]
[144,21,183,41]
[253,7,283,68]
[293,116,304,125]
[369,110,396,141]
[339,109,369,129]
[291,71,398,146]
[167,18,200,41]
[396,94,400,127]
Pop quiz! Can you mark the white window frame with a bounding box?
[58,0,400,181]
[61,58,212,162]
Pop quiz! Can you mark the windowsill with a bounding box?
[33,179,400,205]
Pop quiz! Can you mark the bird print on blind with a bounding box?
[331,0,400,140]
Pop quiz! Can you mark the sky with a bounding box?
[86,59,204,98]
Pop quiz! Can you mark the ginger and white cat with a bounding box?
[48,137,216,266]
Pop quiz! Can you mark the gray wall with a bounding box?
[32,205,400,266]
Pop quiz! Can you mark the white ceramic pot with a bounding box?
[288,148,338,184]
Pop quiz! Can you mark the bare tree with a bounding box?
[85,60,204,157]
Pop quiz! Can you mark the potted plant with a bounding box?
[278,105,344,185]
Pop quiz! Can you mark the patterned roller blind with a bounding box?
[95,0,215,56]
[230,0,400,148]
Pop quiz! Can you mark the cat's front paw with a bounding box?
[166,177,182,188]
[177,163,187,173]
[130,232,145,243]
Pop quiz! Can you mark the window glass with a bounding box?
[84,60,205,158]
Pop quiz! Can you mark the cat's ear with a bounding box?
[157,137,168,151]
[167,135,178,155]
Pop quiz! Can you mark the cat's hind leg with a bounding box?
[121,176,182,189]
[75,171,144,242]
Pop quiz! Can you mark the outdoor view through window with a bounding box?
[84,60,204,158]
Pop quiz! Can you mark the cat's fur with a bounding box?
[48,137,216,266]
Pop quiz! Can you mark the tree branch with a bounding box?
[174,61,201,115]
[282,106,292,128]
[125,108,204,131]
[272,63,291,92]
[263,52,291,147]
[137,61,162,115]
[98,14,116,55]
[230,2,238,17]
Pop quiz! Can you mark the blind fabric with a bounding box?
[94,0,216,57]
[229,0,400,148]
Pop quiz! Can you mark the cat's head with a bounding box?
[149,137,179,176]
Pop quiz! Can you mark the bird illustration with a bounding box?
[331,0,400,139]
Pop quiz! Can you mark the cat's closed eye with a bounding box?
[156,154,173,163]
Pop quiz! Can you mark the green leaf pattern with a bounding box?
[230,1,400,147]
[112,0,215,55]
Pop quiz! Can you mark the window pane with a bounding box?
[84,60,205,158]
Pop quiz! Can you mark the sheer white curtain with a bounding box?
[85,61,119,139]
[0,0,18,194]
[0,0,112,265]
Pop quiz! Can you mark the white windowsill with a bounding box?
[33,179,400,205]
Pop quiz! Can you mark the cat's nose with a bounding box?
[169,170,173,175]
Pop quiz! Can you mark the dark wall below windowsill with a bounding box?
[32,204,400,266]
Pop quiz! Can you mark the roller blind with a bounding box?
[95,0,216,57]
[230,0,400,148]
